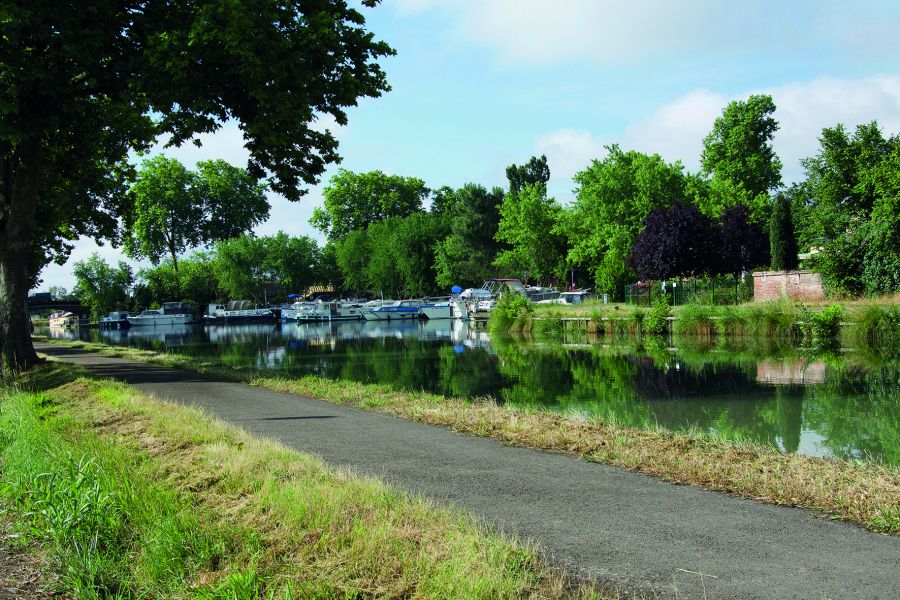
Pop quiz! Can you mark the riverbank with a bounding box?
[1,362,601,599]
[526,298,900,345]
[32,337,900,534]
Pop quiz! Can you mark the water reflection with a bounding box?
[37,322,899,465]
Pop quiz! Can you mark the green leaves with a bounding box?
[123,156,269,270]
[701,94,782,201]
[313,169,429,240]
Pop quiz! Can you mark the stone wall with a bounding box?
[753,270,825,301]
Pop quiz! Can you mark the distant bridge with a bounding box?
[27,297,88,316]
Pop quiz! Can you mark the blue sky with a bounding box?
[40,0,900,290]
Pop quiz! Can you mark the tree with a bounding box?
[494,183,567,283]
[1,0,392,375]
[311,170,428,240]
[563,146,687,294]
[334,229,370,293]
[213,236,268,301]
[505,155,550,195]
[123,157,269,271]
[47,286,71,301]
[392,213,444,297]
[628,203,718,280]
[717,204,769,276]
[365,218,404,296]
[262,232,322,297]
[770,194,799,271]
[72,253,133,320]
[433,184,505,288]
[123,156,202,271]
[195,160,270,243]
[701,94,782,205]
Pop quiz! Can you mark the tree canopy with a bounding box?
[563,146,687,293]
[72,253,134,320]
[311,169,429,240]
[1,0,392,373]
[123,157,269,271]
[701,94,782,203]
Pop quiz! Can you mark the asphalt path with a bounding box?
[35,342,899,599]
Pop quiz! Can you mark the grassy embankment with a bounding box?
[33,338,900,534]
[1,362,605,599]
[527,297,900,345]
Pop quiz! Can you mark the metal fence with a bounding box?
[625,277,753,306]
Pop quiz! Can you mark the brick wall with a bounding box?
[753,270,825,301]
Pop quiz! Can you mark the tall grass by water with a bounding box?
[1,364,604,599]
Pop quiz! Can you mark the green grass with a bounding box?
[1,363,606,599]
[32,341,900,535]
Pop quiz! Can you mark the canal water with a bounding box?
[41,320,899,466]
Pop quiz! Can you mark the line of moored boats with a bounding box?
[46,279,592,329]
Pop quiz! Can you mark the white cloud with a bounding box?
[535,128,606,183]
[537,74,900,199]
[389,0,899,66]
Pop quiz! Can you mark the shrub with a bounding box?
[643,298,671,335]
[488,293,534,334]
[848,304,900,349]
[800,304,844,342]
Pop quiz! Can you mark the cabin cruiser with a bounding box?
[295,300,367,322]
[280,301,317,321]
[362,299,423,321]
[99,311,130,329]
[206,300,276,323]
[48,311,78,328]
[419,297,454,320]
[128,302,194,326]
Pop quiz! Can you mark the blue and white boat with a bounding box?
[362,299,423,321]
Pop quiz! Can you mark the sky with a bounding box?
[39,0,900,291]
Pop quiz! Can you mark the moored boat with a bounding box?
[48,311,78,328]
[206,300,276,323]
[128,302,194,326]
[419,297,454,320]
[99,311,130,329]
[362,299,423,321]
[295,300,366,321]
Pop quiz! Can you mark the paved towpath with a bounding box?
[36,342,899,599]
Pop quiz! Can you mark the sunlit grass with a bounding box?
[2,363,608,599]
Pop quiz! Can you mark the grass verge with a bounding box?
[34,339,900,535]
[1,362,604,599]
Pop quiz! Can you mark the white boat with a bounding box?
[206,301,275,323]
[419,297,453,320]
[99,311,130,328]
[128,302,194,326]
[280,301,316,321]
[296,300,366,322]
[536,290,591,305]
[48,311,78,328]
[362,299,423,321]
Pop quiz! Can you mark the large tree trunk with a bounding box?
[0,139,42,378]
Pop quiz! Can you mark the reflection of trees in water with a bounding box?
[803,367,900,465]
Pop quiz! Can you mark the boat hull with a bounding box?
[128,314,194,326]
